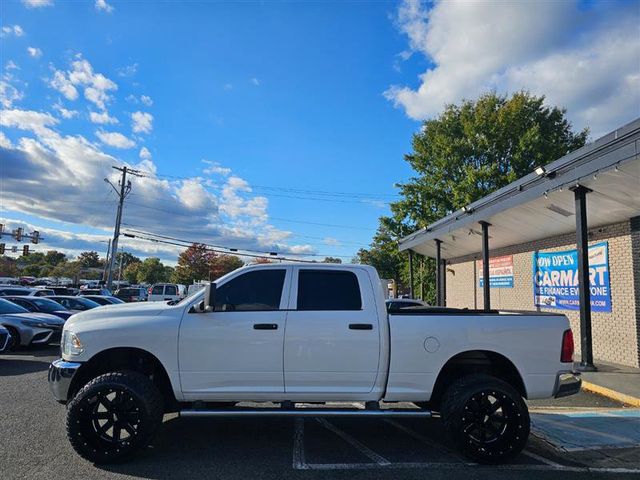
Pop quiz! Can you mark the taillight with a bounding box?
[561,329,574,363]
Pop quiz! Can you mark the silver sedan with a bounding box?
[0,298,65,348]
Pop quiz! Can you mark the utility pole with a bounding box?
[102,239,111,283]
[117,246,125,284]
[105,166,144,291]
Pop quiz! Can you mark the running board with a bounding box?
[180,408,432,418]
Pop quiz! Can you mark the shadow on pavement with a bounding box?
[0,358,52,376]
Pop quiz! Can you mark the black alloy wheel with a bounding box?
[441,374,530,464]
[67,371,163,463]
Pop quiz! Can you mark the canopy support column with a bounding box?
[571,185,597,372]
[479,221,491,311]
[408,249,414,299]
[435,239,443,306]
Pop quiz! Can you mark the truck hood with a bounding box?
[65,301,167,331]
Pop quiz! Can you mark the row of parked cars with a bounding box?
[0,283,192,352]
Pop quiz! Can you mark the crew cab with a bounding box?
[48,263,580,464]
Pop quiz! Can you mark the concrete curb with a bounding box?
[582,380,640,407]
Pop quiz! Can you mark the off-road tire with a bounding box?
[441,374,530,464]
[66,371,164,464]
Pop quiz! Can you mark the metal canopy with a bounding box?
[399,118,640,260]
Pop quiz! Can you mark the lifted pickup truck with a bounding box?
[49,263,580,464]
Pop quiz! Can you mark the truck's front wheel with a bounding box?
[66,371,164,464]
[441,374,530,464]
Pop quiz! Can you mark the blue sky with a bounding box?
[1,0,639,265]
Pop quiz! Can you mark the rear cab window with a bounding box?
[296,269,362,311]
[151,285,164,295]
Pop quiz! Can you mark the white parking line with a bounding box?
[292,418,307,470]
[316,418,391,466]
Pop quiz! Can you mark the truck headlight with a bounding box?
[62,330,84,356]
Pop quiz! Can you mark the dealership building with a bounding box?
[399,118,640,369]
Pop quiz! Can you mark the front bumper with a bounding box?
[48,358,82,404]
[554,371,582,398]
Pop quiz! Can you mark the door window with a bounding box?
[297,270,362,311]
[151,285,163,295]
[165,285,177,296]
[215,270,286,311]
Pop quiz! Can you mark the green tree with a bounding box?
[360,91,588,300]
[136,257,171,284]
[115,251,141,269]
[123,262,141,284]
[44,250,67,266]
[209,254,244,280]
[173,244,216,284]
[0,256,18,277]
[77,251,102,268]
[323,257,342,264]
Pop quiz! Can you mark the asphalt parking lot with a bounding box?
[1,345,639,480]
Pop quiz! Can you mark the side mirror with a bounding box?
[203,282,216,312]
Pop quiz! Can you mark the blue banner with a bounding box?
[533,242,611,312]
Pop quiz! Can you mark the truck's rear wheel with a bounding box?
[441,374,529,464]
[66,371,163,464]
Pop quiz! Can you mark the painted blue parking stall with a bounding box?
[531,409,640,451]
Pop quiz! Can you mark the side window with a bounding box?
[12,299,29,309]
[297,270,362,311]
[59,299,70,308]
[165,285,177,296]
[215,270,286,311]
[151,285,163,295]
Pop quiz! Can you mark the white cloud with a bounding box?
[140,95,153,106]
[139,146,152,160]
[96,130,136,149]
[323,237,341,246]
[202,160,231,176]
[177,179,218,211]
[219,176,268,221]
[53,103,78,119]
[251,77,260,86]
[117,63,138,77]
[2,25,24,37]
[27,47,43,58]
[386,0,640,136]
[131,111,153,133]
[95,0,114,13]
[89,110,118,124]
[0,108,58,136]
[0,81,24,108]
[0,131,12,149]
[50,71,78,101]
[22,0,53,7]
[49,56,117,109]
[5,61,19,71]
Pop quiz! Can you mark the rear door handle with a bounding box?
[253,323,278,330]
[349,323,373,330]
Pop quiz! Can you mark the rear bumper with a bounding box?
[48,358,82,404]
[553,371,581,398]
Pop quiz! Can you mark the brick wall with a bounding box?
[445,219,640,368]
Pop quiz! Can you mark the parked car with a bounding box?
[50,263,579,465]
[46,296,101,312]
[385,298,430,312]
[0,298,64,348]
[147,283,186,302]
[0,286,53,297]
[114,287,148,302]
[49,287,74,296]
[4,296,74,321]
[0,325,12,353]
[81,295,125,306]
[78,288,112,296]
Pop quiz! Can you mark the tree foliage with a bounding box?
[136,257,173,284]
[172,244,244,285]
[77,251,103,268]
[356,91,588,300]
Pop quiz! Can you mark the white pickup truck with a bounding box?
[48,263,580,464]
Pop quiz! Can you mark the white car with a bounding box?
[49,263,580,465]
[0,286,54,297]
[147,283,186,302]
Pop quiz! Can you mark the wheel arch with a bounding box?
[428,350,527,410]
[68,347,178,412]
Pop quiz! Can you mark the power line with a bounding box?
[121,227,354,260]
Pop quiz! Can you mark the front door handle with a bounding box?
[253,323,278,330]
[349,323,373,330]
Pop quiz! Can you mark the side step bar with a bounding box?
[180,408,432,418]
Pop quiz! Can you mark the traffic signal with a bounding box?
[22,245,29,256]
[31,230,40,244]
[0,243,4,255]
[14,227,23,242]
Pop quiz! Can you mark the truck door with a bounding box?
[179,267,290,399]
[284,267,381,395]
